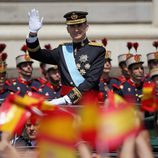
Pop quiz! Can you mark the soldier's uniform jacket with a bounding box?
[35,81,61,101]
[115,79,143,104]
[118,75,128,83]
[0,80,16,104]
[9,77,34,96]
[31,77,48,92]
[27,38,105,104]
[99,77,120,101]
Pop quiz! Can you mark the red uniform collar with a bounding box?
[37,77,48,85]
[128,79,143,88]
[18,77,32,85]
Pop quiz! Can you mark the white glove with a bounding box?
[49,95,72,105]
[28,8,43,33]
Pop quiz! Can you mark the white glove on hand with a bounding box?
[28,8,43,33]
[49,95,72,105]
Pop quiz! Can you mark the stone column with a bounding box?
[152,0,158,27]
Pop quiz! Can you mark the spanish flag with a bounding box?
[0,96,31,134]
[38,109,78,158]
[79,92,100,149]
[96,91,142,152]
[9,93,57,114]
[141,82,158,112]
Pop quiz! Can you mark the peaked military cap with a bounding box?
[118,53,132,65]
[150,67,158,79]
[126,54,144,68]
[45,64,58,72]
[16,54,33,67]
[63,11,88,25]
[147,52,158,62]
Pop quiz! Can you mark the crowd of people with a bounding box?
[0,8,158,158]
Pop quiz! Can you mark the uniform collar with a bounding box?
[46,81,61,91]
[18,77,32,85]
[73,38,89,50]
[128,79,143,88]
[37,77,48,84]
[100,76,111,84]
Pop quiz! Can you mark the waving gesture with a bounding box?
[28,8,43,33]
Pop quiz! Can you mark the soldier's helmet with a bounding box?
[16,44,33,67]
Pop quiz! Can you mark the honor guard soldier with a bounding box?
[145,41,158,81]
[9,45,34,96]
[32,44,53,91]
[118,42,133,83]
[115,43,144,104]
[36,64,61,101]
[98,38,120,102]
[0,44,16,104]
[26,9,105,105]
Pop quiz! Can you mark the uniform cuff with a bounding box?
[67,87,82,104]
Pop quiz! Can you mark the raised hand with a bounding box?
[28,8,43,33]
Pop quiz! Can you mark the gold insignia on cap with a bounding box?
[25,53,31,61]
[134,55,140,62]
[71,13,78,20]
[105,50,111,59]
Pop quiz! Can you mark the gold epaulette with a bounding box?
[88,42,103,47]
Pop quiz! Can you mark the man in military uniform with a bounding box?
[117,42,133,83]
[145,44,158,81]
[115,54,144,104]
[118,53,132,83]
[0,44,16,104]
[99,50,120,102]
[26,9,105,105]
[35,64,61,101]
[9,45,34,96]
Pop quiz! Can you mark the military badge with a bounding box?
[71,13,78,20]
[79,55,88,63]
[84,63,90,70]
[76,63,81,69]
[134,55,140,62]
[80,69,86,75]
